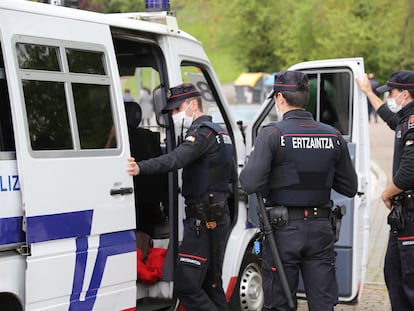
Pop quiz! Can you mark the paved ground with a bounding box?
[297,118,394,310]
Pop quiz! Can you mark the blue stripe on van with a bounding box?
[0,216,25,245]
[69,230,136,310]
[26,210,93,243]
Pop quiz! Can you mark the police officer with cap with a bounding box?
[128,83,232,311]
[240,70,358,311]
[357,70,414,310]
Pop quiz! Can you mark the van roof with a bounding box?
[0,0,199,42]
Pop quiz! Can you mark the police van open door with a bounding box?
[245,58,371,303]
[0,6,136,310]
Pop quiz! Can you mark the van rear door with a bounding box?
[0,3,136,310]
[245,58,370,302]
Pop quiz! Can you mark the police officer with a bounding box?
[127,83,232,311]
[240,71,358,311]
[356,71,414,311]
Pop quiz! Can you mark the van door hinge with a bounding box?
[17,244,31,256]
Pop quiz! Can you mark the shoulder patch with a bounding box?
[406,139,414,146]
[186,136,196,143]
[408,115,414,130]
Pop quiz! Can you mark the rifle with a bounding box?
[256,193,294,309]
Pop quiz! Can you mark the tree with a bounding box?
[221,0,284,72]
[176,0,412,81]
[400,0,414,70]
[34,0,414,83]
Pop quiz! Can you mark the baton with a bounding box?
[208,193,217,288]
[256,193,294,309]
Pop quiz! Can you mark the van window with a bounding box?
[0,43,15,155]
[181,64,230,132]
[15,39,117,153]
[254,70,352,141]
[16,43,61,71]
[73,84,113,149]
[66,49,106,75]
[307,71,352,137]
[23,80,73,150]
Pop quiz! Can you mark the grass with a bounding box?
[121,2,244,93]
[176,2,243,83]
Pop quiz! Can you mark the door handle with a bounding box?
[110,187,134,196]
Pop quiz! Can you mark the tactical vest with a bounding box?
[267,120,341,206]
[182,121,233,200]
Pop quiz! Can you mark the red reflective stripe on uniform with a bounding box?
[389,81,414,87]
[283,133,337,137]
[206,130,214,138]
[177,303,186,311]
[299,123,318,128]
[122,307,136,311]
[268,128,280,136]
[226,276,238,301]
[271,267,277,271]
[398,236,414,241]
[168,89,199,99]
[304,209,308,218]
[274,83,296,87]
[178,253,207,261]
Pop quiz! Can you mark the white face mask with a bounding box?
[172,102,193,137]
[387,92,404,113]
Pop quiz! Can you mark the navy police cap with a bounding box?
[162,83,201,113]
[268,70,309,99]
[377,70,414,93]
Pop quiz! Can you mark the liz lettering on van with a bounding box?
[0,175,20,192]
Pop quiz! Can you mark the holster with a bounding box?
[266,206,289,230]
[388,198,405,232]
[185,202,226,229]
[330,205,346,242]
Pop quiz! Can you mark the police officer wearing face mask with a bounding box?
[240,71,358,311]
[127,83,233,311]
[356,71,414,311]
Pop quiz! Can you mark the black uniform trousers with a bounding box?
[262,218,337,311]
[174,212,230,311]
[384,210,414,311]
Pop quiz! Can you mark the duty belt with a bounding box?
[393,190,414,211]
[287,206,331,220]
[185,202,226,221]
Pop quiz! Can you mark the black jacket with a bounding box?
[378,101,414,190]
[138,115,233,205]
[240,109,358,206]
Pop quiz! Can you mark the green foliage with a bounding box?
[220,0,282,72]
[88,0,145,12]
[36,0,414,84]
[175,0,244,82]
[203,0,414,83]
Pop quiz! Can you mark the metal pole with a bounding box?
[256,192,295,309]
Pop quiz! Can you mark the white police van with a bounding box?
[0,0,370,310]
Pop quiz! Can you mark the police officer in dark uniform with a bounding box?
[127,83,232,311]
[357,71,414,311]
[240,71,358,311]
